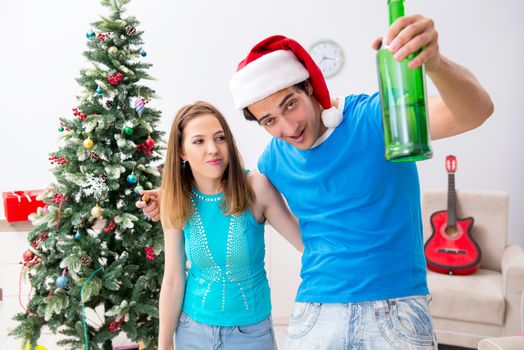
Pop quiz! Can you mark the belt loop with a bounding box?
[372,299,388,315]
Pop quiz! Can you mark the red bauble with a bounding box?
[145,136,155,148]
[23,249,34,261]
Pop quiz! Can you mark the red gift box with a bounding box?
[2,190,46,222]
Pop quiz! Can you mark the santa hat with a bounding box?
[229,35,342,128]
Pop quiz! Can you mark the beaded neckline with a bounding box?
[192,187,223,202]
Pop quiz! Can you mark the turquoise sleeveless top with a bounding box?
[181,188,271,326]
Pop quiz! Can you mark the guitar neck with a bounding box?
[447,173,457,227]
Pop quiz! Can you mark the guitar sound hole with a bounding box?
[445,226,460,238]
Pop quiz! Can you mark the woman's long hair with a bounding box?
[160,101,255,229]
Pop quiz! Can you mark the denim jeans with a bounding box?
[284,295,438,350]
[175,311,277,350]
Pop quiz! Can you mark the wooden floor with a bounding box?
[439,345,475,350]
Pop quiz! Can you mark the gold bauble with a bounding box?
[18,345,47,350]
[115,19,126,28]
[83,137,94,149]
[138,340,173,350]
[91,205,103,218]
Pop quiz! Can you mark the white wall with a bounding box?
[1,0,522,245]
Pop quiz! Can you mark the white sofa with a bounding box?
[421,190,524,349]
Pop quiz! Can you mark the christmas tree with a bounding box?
[10,0,165,349]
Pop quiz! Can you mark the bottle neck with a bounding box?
[388,0,405,25]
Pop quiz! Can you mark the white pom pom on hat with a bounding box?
[321,106,343,128]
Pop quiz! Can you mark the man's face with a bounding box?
[247,83,326,150]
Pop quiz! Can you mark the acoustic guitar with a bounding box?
[424,155,481,275]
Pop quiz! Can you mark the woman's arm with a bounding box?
[158,225,186,350]
[249,172,304,252]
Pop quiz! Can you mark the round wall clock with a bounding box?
[309,39,345,78]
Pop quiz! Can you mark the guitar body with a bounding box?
[424,210,481,275]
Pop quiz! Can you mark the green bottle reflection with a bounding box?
[377,0,433,162]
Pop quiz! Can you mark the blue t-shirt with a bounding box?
[182,188,271,326]
[258,93,428,303]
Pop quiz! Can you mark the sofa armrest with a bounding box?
[521,289,524,333]
[478,336,524,350]
[501,244,524,335]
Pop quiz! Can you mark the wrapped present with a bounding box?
[2,190,45,222]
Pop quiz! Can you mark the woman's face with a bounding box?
[180,113,229,184]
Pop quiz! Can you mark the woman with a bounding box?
[157,101,302,350]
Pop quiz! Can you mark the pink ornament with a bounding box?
[134,98,145,116]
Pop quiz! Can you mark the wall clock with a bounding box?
[309,39,345,78]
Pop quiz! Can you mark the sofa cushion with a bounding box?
[427,269,505,325]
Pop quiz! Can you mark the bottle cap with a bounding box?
[141,193,151,204]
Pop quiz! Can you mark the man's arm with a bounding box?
[425,58,493,140]
[373,15,494,140]
[249,172,304,253]
[136,189,161,221]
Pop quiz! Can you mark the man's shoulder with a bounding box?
[340,92,382,130]
[247,171,272,196]
[342,92,380,115]
[257,138,283,172]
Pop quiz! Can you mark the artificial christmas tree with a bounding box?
[10,0,165,349]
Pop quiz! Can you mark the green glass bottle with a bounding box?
[377,0,433,162]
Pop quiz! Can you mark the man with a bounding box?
[139,14,493,349]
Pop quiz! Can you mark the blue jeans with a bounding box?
[175,311,277,350]
[284,295,438,350]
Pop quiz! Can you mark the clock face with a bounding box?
[309,40,345,78]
